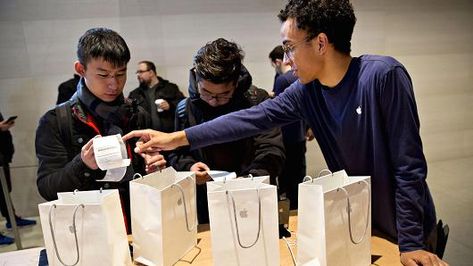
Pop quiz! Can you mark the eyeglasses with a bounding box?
[199,88,233,102]
[135,69,150,74]
[282,36,311,59]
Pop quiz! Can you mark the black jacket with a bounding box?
[171,67,285,179]
[170,67,285,223]
[0,112,14,166]
[128,77,184,133]
[35,95,149,202]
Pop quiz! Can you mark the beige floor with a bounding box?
[1,157,472,265]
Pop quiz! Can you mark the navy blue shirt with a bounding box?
[273,70,305,143]
[186,55,437,252]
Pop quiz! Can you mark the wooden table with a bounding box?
[169,215,402,266]
[0,217,401,265]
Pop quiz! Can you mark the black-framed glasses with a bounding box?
[199,88,233,102]
[135,69,150,74]
[282,36,311,59]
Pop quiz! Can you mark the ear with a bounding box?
[315,33,329,54]
[74,61,85,76]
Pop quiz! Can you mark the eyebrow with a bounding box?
[97,67,127,72]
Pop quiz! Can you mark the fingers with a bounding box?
[400,250,448,266]
[195,171,211,185]
[190,162,210,172]
[80,135,101,170]
[122,129,149,142]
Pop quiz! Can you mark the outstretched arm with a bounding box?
[122,129,189,153]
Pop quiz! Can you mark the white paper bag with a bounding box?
[130,167,197,266]
[297,170,371,266]
[207,176,280,266]
[38,189,132,266]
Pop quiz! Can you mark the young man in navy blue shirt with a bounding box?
[124,1,447,264]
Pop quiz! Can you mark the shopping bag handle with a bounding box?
[337,180,371,245]
[171,177,198,232]
[48,204,85,266]
[226,189,262,249]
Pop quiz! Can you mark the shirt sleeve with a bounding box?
[379,66,431,251]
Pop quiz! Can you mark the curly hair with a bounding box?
[77,27,130,68]
[193,38,244,84]
[278,0,356,54]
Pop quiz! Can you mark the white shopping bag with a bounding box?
[207,176,280,266]
[297,170,371,266]
[38,189,132,266]
[130,167,197,266]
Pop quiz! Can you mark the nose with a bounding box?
[283,53,292,65]
[107,76,118,89]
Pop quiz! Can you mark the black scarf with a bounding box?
[76,79,129,135]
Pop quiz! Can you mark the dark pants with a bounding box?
[0,164,13,223]
[279,140,307,210]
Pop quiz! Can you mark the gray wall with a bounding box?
[1,0,472,254]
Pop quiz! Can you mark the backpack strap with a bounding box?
[55,101,73,159]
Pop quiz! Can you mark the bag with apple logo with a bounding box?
[130,167,197,266]
[297,170,371,266]
[207,175,279,266]
[38,189,132,266]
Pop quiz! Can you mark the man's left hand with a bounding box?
[158,99,170,111]
[141,151,166,173]
[400,250,449,266]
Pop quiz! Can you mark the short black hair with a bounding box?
[278,0,356,54]
[269,45,284,62]
[77,27,131,68]
[138,60,157,74]
[193,38,244,84]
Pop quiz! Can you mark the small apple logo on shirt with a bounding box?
[356,106,362,115]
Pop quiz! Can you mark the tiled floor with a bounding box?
[1,156,472,265]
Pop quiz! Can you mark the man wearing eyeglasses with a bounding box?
[124,1,447,264]
[169,38,285,224]
[128,61,184,133]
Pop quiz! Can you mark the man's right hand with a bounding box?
[190,162,211,185]
[81,136,100,170]
[122,129,189,154]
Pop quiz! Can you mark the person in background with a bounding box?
[268,45,312,209]
[128,60,184,133]
[0,112,36,245]
[123,0,448,264]
[35,28,165,232]
[170,38,285,223]
[56,73,81,104]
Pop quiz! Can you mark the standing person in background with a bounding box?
[56,74,81,104]
[169,38,285,224]
[128,61,184,133]
[0,112,36,245]
[123,0,448,264]
[269,45,312,209]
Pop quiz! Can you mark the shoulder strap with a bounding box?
[245,85,269,106]
[176,98,199,127]
[55,101,73,155]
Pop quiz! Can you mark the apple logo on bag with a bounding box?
[239,208,248,218]
[177,198,182,206]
